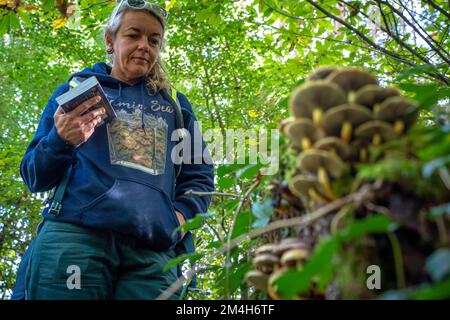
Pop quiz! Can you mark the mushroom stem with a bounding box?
[359,148,368,162]
[394,120,405,136]
[373,104,381,113]
[301,137,312,150]
[295,261,304,271]
[372,133,382,146]
[307,188,329,204]
[318,167,338,200]
[341,121,352,142]
[313,108,323,126]
[348,91,356,103]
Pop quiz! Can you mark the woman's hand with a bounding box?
[54,96,105,146]
[175,211,186,239]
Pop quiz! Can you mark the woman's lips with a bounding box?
[131,57,148,64]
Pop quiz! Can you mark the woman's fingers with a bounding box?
[54,106,64,116]
[70,96,102,116]
[80,107,105,123]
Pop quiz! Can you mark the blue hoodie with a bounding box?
[20,62,214,253]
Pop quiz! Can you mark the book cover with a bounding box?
[56,76,117,125]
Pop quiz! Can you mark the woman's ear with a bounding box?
[105,32,113,51]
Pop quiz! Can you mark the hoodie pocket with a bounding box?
[79,178,181,251]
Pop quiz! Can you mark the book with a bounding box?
[56,76,117,125]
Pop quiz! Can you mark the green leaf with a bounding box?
[337,214,393,242]
[228,262,252,293]
[236,163,262,180]
[0,11,10,37]
[8,11,20,30]
[163,252,204,272]
[217,163,248,177]
[218,176,235,189]
[399,83,450,109]
[413,278,450,300]
[231,210,255,239]
[173,212,215,235]
[397,64,442,81]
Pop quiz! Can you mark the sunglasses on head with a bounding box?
[112,0,168,24]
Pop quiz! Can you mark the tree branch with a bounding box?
[184,189,241,198]
[424,0,450,20]
[306,0,449,84]
[225,178,260,298]
[249,20,412,66]
[377,0,450,65]
[392,0,450,56]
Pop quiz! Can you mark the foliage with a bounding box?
[0,0,449,299]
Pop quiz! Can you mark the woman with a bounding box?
[12,0,214,300]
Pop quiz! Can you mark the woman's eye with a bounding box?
[127,34,138,38]
[150,39,160,46]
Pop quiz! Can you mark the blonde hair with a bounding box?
[104,7,171,93]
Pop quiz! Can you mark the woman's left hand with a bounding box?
[175,211,186,239]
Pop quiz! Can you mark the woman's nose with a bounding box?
[137,37,150,51]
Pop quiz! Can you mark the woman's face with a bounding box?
[106,10,163,84]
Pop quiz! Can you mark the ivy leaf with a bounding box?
[425,249,450,283]
[251,199,273,228]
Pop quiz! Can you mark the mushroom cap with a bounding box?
[314,137,351,160]
[296,149,344,178]
[267,267,289,300]
[374,96,418,123]
[253,253,280,273]
[274,238,311,256]
[279,117,295,133]
[307,66,339,81]
[245,270,269,291]
[255,244,278,255]
[289,81,347,118]
[283,118,325,149]
[288,174,322,198]
[322,103,372,137]
[352,84,399,109]
[281,248,310,267]
[327,68,378,94]
[354,120,396,142]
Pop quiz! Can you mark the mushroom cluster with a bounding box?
[244,238,313,299]
[282,67,418,206]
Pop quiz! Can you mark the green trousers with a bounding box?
[25,220,181,300]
